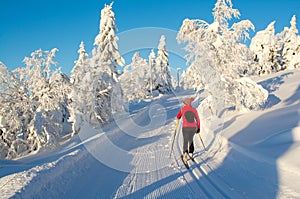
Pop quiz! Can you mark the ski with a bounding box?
[181,154,190,169]
[188,153,195,162]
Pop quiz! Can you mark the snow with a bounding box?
[0,69,300,198]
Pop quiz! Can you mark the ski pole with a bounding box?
[198,133,207,151]
[169,119,179,157]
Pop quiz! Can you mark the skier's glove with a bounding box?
[196,128,200,134]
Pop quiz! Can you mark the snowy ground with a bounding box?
[0,69,300,199]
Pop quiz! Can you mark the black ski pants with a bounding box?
[182,127,196,154]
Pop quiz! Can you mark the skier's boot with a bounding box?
[181,152,189,169]
[183,152,188,164]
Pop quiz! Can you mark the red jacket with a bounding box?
[176,105,200,129]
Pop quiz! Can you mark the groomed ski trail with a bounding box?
[113,93,200,198]
[0,91,243,198]
[171,119,244,199]
[113,93,242,199]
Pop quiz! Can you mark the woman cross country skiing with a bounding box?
[176,97,200,164]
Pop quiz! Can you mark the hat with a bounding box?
[183,97,194,105]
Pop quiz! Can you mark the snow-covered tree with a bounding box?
[93,2,125,77]
[21,48,71,150]
[36,71,71,148]
[180,60,204,91]
[70,42,112,130]
[119,36,173,101]
[69,42,92,134]
[0,49,71,159]
[119,52,151,101]
[178,0,268,114]
[0,62,39,159]
[148,49,156,97]
[282,15,300,70]
[155,35,173,93]
[250,21,284,74]
[88,3,125,126]
[71,42,89,86]
[69,3,125,130]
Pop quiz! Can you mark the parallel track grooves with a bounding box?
[173,129,243,199]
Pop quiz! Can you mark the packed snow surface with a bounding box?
[1,69,300,199]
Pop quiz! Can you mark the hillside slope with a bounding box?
[0,70,299,199]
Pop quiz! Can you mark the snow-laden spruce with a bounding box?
[119,35,173,102]
[119,52,151,101]
[148,49,156,97]
[250,21,284,74]
[69,3,125,133]
[91,2,125,123]
[69,42,92,135]
[282,15,300,70]
[250,15,300,74]
[177,0,268,114]
[155,35,173,93]
[93,2,125,76]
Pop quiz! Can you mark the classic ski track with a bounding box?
[174,129,243,199]
[174,132,223,199]
[114,122,198,198]
[193,154,244,199]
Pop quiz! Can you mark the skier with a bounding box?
[176,97,200,164]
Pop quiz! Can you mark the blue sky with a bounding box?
[0,0,300,76]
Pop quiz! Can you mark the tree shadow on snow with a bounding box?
[258,72,293,93]
[284,85,300,105]
[258,72,293,109]
[208,102,300,198]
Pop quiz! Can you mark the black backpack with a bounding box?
[184,111,196,123]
